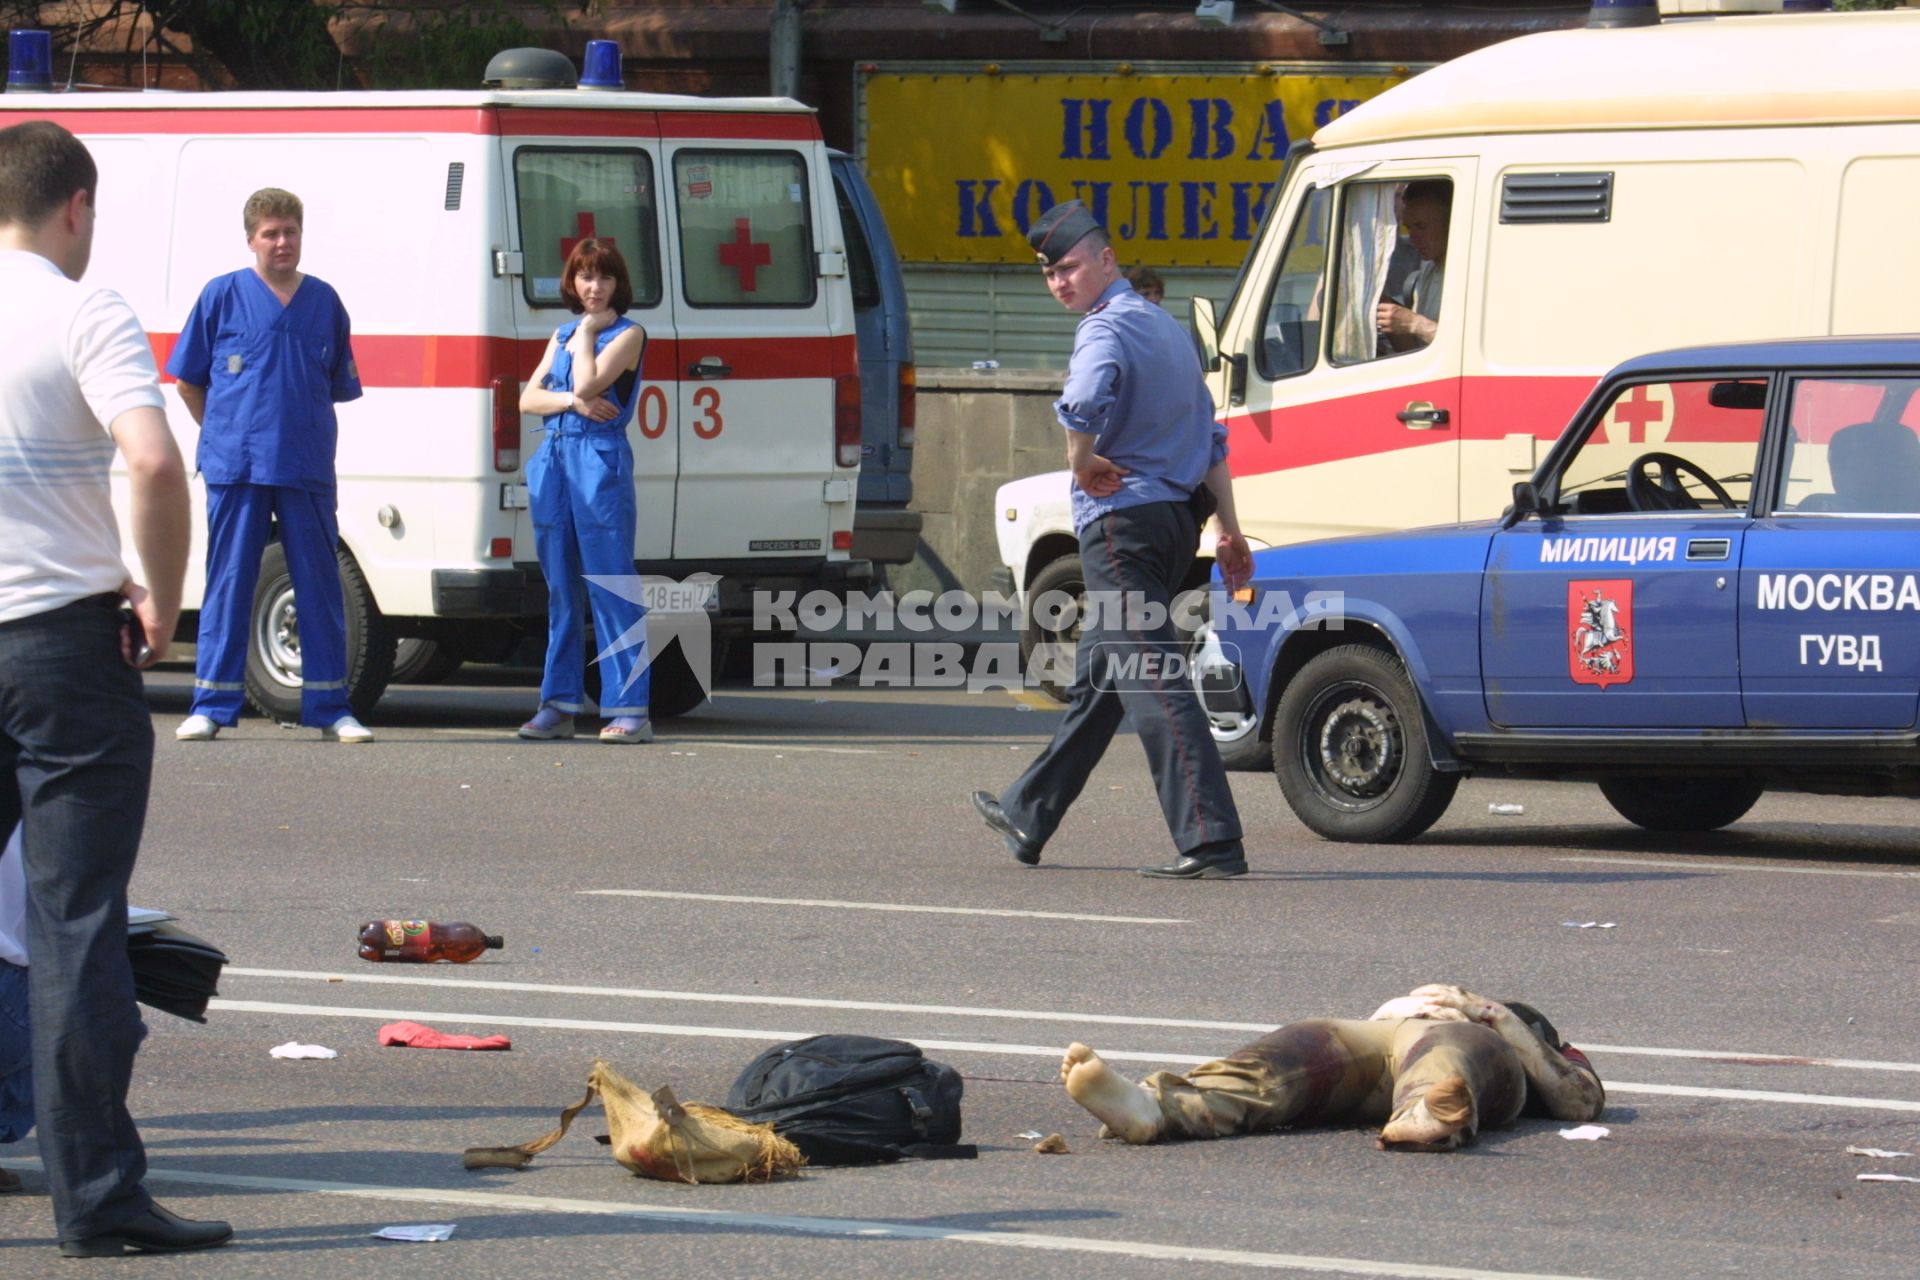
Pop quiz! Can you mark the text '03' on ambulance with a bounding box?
[995,1,1920,732]
[0,37,913,723]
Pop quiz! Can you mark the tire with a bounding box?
[391,638,464,686]
[1598,776,1763,833]
[646,637,726,720]
[1021,553,1084,705]
[1273,644,1458,843]
[245,542,396,723]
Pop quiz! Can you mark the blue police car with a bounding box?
[1206,337,1920,842]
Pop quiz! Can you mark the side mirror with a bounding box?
[1190,295,1221,372]
[1501,480,1541,530]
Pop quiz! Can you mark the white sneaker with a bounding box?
[324,715,374,744]
[175,714,220,741]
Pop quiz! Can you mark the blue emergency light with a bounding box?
[580,39,623,90]
[7,29,54,93]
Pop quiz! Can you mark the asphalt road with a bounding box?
[4,659,1918,1278]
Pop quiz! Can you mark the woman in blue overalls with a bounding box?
[517,238,652,743]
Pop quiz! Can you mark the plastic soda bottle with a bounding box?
[357,919,504,963]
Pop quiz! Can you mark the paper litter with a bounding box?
[372,1224,456,1242]
[1559,1125,1610,1141]
[270,1042,338,1060]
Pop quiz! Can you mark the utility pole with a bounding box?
[771,0,805,100]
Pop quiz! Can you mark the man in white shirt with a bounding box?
[0,120,228,1257]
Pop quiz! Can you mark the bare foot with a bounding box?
[1379,1073,1473,1152]
[1061,1043,1164,1144]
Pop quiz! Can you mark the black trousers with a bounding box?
[0,594,153,1240]
[1003,501,1242,857]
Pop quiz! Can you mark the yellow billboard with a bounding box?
[861,66,1412,269]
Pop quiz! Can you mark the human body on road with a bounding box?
[1062,984,1604,1151]
[516,238,653,744]
[973,200,1253,880]
[0,120,229,1255]
[168,188,369,743]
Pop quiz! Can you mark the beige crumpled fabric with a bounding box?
[464,1059,804,1184]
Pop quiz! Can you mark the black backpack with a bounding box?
[725,1035,976,1165]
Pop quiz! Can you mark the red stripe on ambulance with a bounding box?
[147,333,852,389]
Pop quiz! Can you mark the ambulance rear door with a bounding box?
[658,123,853,563]
[500,114,679,563]
[1218,158,1474,547]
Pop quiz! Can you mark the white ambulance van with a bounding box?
[995,5,1920,757]
[1,45,871,720]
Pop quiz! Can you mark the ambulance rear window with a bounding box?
[513,149,663,310]
[675,150,817,308]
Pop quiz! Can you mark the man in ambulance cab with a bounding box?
[169,188,371,743]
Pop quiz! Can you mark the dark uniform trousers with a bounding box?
[1002,499,1242,857]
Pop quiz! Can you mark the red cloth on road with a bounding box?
[377,1020,511,1051]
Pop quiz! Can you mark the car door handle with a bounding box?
[1397,402,1450,429]
[687,358,733,379]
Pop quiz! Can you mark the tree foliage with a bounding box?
[1,1,571,91]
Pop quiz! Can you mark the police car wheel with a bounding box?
[244,541,397,724]
[1021,553,1084,706]
[1274,644,1457,843]
[1597,776,1763,833]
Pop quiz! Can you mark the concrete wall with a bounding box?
[886,368,1067,599]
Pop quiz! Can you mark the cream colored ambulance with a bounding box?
[1000,5,1920,737]
[0,48,869,720]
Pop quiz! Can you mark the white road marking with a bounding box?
[205,1000,1920,1113]
[221,968,1920,1075]
[1559,855,1920,880]
[0,1159,1606,1279]
[224,967,1265,1030]
[578,888,1187,925]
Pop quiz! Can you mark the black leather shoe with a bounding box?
[59,1203,234,1257]
[0,1165,21,1194]
[1138,848,1249,879]
[971,790,1041,866]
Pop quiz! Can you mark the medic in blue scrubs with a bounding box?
[516,238,652,744]
[166,188,370,743]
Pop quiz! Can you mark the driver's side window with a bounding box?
[1551,378,1768,515]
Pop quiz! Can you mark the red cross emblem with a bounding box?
[1605,384,1665,445]
[560,212,614,262]
[717,217,772,292]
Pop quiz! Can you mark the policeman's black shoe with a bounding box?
[1137,843,1249,879]
[59,1202,235,1257]
[971,790,1041,866]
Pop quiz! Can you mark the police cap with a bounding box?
[1027,200,1104,266]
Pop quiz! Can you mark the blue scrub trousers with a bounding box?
[528,430,650,716]
[191,482,353,728]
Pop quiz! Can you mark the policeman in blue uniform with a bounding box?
[168,188,368,743]
[973,201,1254,879]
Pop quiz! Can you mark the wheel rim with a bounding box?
[1031,580,1084,691]
[1189,623,1258,743]
[1300,681,1402,812]
[255,582,303,688]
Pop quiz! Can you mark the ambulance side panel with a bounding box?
[164,131,505,619]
